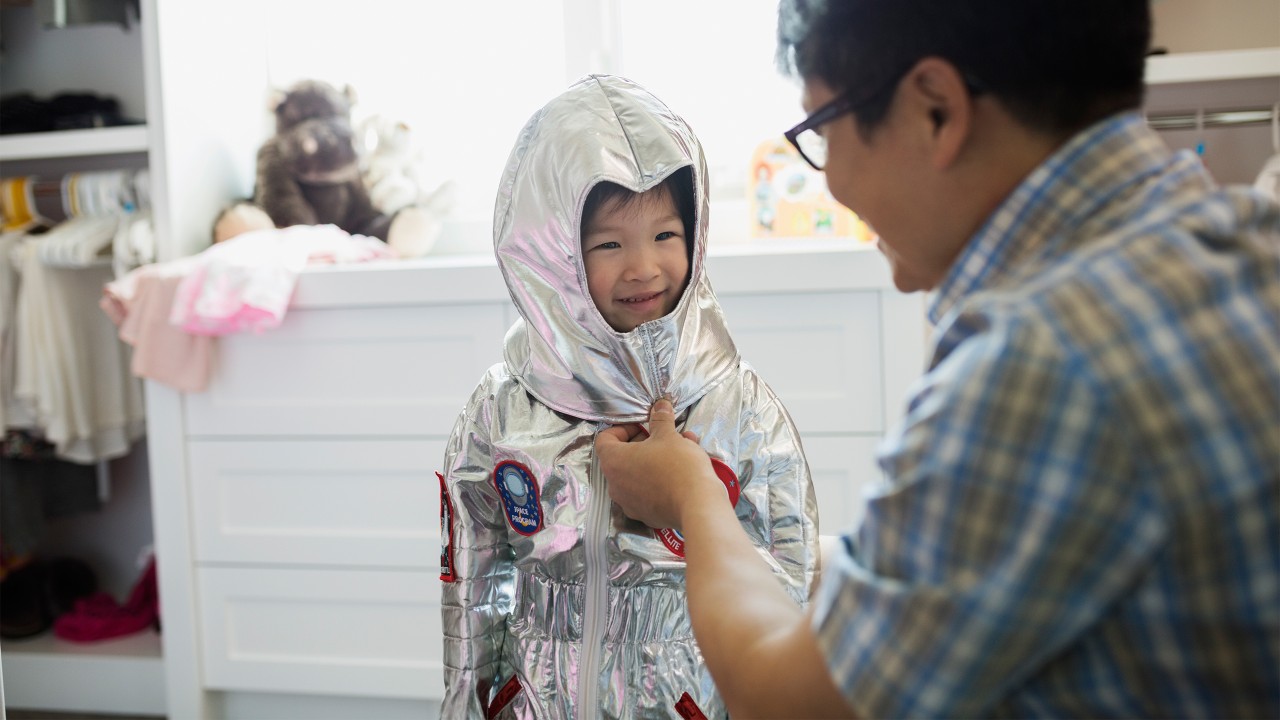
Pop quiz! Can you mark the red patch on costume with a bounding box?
[629,426,741,558]
[657,460,741,558]
[675,691,709,719]
[438,472,457,582]
[486,674,524,719]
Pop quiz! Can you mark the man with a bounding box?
[596,1,1280,718]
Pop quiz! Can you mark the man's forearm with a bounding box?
[680,501,856,719]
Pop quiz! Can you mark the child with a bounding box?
[439,75,819,719]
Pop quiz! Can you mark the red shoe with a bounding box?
[53,555,158,643]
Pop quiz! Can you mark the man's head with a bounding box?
[775,0,1151,292]
[580,168,695,333]
[776,0,1150,139]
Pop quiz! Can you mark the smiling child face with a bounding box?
[581,184,690,332]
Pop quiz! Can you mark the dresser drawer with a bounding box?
[184,302,506,437]
[188,440,443,568]
[719,291,885,434]
[803,434,885,536]
[198,567,443,700]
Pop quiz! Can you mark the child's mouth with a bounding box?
[620,290,663,304]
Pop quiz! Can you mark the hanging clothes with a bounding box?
[11,235,145,463]
[1254,103,1280,203]
[0,229,39,432]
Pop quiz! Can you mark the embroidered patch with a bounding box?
[438,472,457,582]
[675,691,709,720]
[658,458,741,558]
[494,460,543,536]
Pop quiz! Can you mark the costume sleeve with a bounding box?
[440,369,515,718]
[735,365,820,604]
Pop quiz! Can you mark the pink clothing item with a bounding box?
[169,224,394,336]
[101,224,393,392]
[103,261,214,393]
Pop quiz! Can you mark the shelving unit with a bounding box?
[1142,47,1280,186]
[1146,47,1280,84]
[2,630,166,715]
[0,125,151,161]
[0,1,166,716]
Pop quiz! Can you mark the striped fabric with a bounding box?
[812,112,1280,719]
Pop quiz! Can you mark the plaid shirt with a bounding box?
[812,112,1280,719]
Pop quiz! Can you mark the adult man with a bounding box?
[596,1,1280,718]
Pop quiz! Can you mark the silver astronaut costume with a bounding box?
[439,75,819,719]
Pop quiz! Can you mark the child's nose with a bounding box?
[623,245,660,280]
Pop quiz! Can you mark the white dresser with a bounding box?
[144,243,928,719]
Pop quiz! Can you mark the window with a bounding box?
[262,1,828,253]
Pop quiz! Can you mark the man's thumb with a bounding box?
[648,398,676,435]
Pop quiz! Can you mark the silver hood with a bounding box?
[493,74,739,422]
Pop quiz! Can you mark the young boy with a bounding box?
[438,75,819,719]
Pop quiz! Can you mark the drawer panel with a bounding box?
[199,567,443,700]
[185,302,507,436]
[189,440,443,568]
[803,434,885,536]
[719,291,884,434]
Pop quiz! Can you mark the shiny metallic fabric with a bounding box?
[441,75,819,719]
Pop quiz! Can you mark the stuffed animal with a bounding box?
[356,113,456,256]
[212,200,274,243]
[253,80,393,241]
[358,114,422,216]
[271,79,355,135]
[223,79,446,257]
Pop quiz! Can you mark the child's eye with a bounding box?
[655,231,678,241]
[590,241,621,251]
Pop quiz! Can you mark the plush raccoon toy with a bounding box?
[252,79,393,240]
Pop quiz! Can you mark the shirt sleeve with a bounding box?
[440,372,516,718]
[811,308,1167,718]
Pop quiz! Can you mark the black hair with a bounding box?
[776,0,1151,137]
[581,165,697,263]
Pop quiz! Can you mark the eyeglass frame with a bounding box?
[783,68,986,171]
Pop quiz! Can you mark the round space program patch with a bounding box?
[494,460,543,536]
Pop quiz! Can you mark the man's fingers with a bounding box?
[647,398,677,437]
[598,423,643,445]
[681,430,701,443]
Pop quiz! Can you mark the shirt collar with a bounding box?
[928,111,1174,324]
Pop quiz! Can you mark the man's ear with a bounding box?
[903,57,973,170]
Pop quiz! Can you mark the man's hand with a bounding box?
[596,398,723,530]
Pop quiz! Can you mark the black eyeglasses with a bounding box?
[784,70,986,171]
[784,93,857,171]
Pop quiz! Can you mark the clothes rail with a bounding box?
[1146,105,1277,131]
[1,168,148,231]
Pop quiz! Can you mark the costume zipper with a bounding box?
[577,447,610,716]
[639,322,669,398]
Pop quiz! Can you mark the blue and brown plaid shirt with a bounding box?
[813,112,1280,718]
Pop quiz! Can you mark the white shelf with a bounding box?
[0,125,150,161]
[1,629,167,715]
[1146,47,1280,84]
